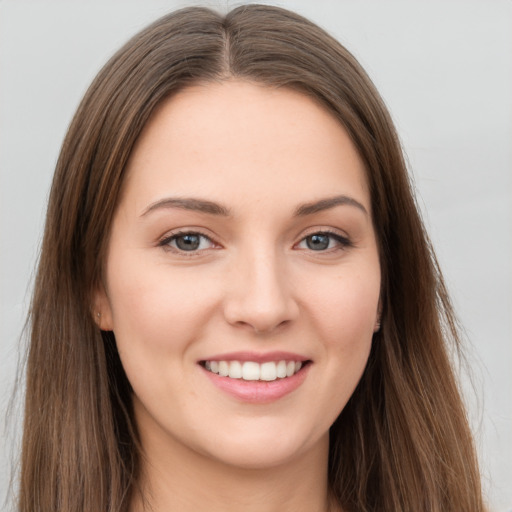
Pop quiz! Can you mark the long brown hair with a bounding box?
[20,5,484,511]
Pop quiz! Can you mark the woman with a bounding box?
[19,5,485,511]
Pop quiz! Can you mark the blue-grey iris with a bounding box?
[307,234,329,250]
[176,234,201,251]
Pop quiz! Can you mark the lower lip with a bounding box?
[201,364,310,403]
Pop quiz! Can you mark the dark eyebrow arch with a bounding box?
[140,197,231,217]
[294,195,368,216]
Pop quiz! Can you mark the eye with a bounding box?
[297,231,351,251]
[159,231,215,252]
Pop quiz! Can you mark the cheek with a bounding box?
[105,260,214,408]
[278,266,379,434]
[105,255,217,360]
[303,267,380,343]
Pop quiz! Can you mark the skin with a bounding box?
[95,80,381,512]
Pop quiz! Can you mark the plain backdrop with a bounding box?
[1,1,511,510]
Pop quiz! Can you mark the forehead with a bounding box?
[122,80,370,216]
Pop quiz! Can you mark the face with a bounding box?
[96,81,381,471]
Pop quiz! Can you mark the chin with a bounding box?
[197,424,327,471]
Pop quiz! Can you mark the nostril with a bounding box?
[252,319,291,335]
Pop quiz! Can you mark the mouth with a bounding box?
[200,359,309,382]
[199,353,312,403]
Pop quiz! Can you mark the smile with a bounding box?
[203,360,303,381]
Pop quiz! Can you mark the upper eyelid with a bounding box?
[158,228,216,243]
[298,227,351,241]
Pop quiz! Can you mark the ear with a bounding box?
[92,282,114,331]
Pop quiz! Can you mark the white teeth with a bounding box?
[218,361,229,377]
[228,360,242,379]
[204,359,305,381]
[242,361,260,381]
[276,360,287,378]
[260,362,277,381]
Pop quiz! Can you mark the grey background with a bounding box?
[1,1,511,510]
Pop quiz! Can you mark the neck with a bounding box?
[130,421,338,512]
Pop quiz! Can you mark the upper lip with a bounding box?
[199,351,310,364]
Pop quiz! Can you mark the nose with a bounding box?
[223,246,299,334]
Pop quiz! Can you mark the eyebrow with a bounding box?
[294,195,368,216]
[140,194,368,218]
[140,197,231,217]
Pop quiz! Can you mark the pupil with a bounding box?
[307,234,329,250]
[176,234,200,251]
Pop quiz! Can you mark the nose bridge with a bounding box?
[223,240,298,332]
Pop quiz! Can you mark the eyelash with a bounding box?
[297,229,353,252]
[158,231,217,255]
[158,229,352,255]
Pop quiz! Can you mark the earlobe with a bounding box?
[93,284,114,331]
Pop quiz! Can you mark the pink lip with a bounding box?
[199,351,309,364]
[200,361,311,404]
